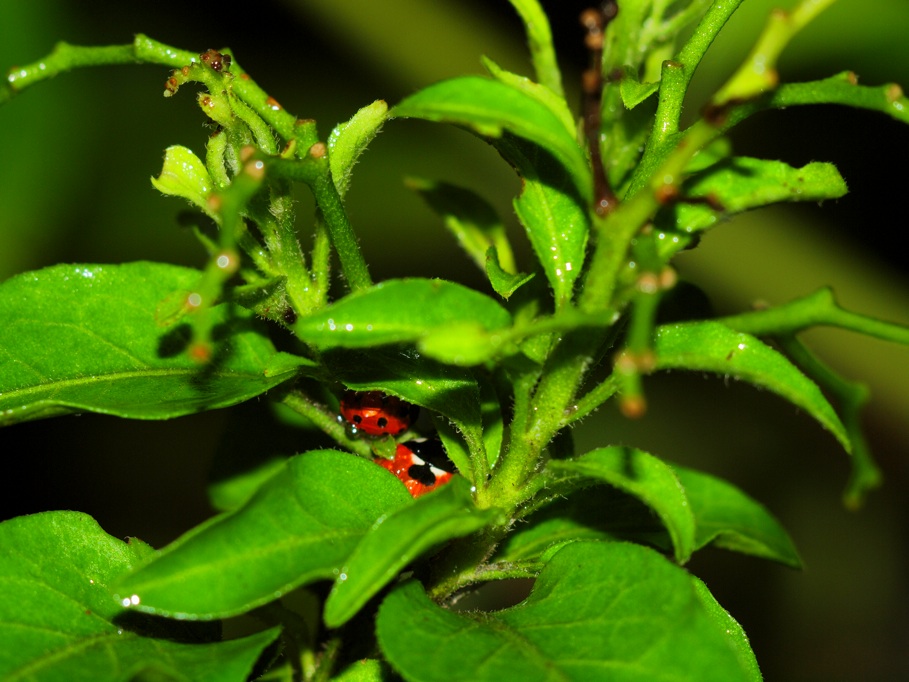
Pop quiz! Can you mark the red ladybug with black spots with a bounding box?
[375,439,454,497]
[339,390,419,437]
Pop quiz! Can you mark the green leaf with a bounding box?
[378,541,755,682]
[670,157,848,233]
[692,578,762,681]
[390,76,591,201]
[417,322,511,366]
[485,246,535,300]
[0,511,279,682]
[548,446,697,564]
[619,66,661,109]
[674,465,802,568]
[332,659,391,681]
[229,275,291,325]
[406,177,516,274]
[0,262,296,426]
[150,145,215,216]
[654,321,851,452]
[294,278,511,350]
[495,135,590,309]
[729,71,909,131]
[478,373,504,467]
[324,477,502,627]
[481,56,575,139]
[328,99,388,199]
[113,450,411,619]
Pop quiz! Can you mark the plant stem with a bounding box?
[281,390,373,458]
[718,287,909,344]
[776,335,880,508]
[506,0,564,99]
[268,154,373,293]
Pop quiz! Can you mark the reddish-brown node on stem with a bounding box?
[615,349,657,374]
[239,145,256,163]
[655,183,679,204]
[188,341,213,364]
[582,68,601,95]
[886,83,904,102]
[200,48,231,72]
[243,159,266,181]
[620,395,647,419]
[580,8,605,50]
[637,272,660,294]
[309,142,327,159]
[164,74,181,97]
[659,267,678,291]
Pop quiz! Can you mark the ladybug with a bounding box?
[339,390,419,437]
[375,439,455,498]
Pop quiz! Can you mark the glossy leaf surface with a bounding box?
[114,451,411,619]
[654,321,850,452]
[496,136,589,309]
[390,76,591,201]
[0,511,279,682]
[294,278,511,350]
[378,541,754,681]
[0,262,296,426]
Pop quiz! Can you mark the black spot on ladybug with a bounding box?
[407,462,438,486]
[374,438,455,498]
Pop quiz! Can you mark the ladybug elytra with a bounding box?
[375,439,455,498]
[339,390,419,437]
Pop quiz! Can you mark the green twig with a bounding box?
[719,73,909,132]
[713,0,837,106]
[268,152,373,293]
[776,336,881,508]
[281,389,373,459]
[650,0,745,144]
[718,287,909,345]
[5,43,138,100]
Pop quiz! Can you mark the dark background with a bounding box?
[1,1,908,679]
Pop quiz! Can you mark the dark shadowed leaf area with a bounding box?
[548,446,697,564]
[324,477,503,627]
[0,262,298,426]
